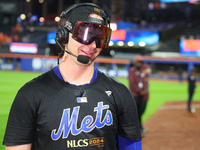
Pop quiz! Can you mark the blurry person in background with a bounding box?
[187,69,197,113]
[177,65,183,83]
[128,56,152,136]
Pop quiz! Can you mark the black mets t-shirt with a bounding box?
[3,69,141,150]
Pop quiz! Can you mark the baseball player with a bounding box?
[128,56,151,135]
[187,69,197,113]
[3,3,142,150]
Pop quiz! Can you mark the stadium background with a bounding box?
[0,0,200,149]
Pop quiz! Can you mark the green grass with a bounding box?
[0,70,42,149]
[0,70,199,150]
[117,78,200,123]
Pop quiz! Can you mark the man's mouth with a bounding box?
[82,50,93,57]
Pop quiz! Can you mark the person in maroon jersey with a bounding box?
[3,3,142,150]
[128,56,152,135]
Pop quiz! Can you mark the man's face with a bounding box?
[136,61,143,68]
[66,13,104,65]
[67,32,102,65]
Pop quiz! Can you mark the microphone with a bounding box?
[77,55,90,64]
[55,39,89,64]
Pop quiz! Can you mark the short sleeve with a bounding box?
[116,85,142,141]
[3,89,36,145]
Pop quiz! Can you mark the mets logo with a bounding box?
[64,21,72,31]
[94,7,100,13]
[51,102,113,140]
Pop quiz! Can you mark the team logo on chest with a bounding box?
[51,102,113,140]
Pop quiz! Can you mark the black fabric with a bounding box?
[3,69,141,150]
[187,74,196,111]
[68,5,109,32]
[134,96,147,130]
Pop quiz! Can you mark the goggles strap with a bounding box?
[87,17,106,26]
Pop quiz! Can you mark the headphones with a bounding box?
[55,3,110,44]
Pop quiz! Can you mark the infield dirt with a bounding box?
[142,101,200,150]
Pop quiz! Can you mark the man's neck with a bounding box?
[59,60,94,86]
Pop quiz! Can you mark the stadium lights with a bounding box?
[127,41,134,46]
[148,3,154,10]
[26,0,31,2]
[39,17,45,23]
[139,41,146,47]
[110,50,115,56]
[117,41,124,46]
[55,16,60,22]
[39,0,44,3]
[20,14,26,20]
[110,23,117,31]
[109,41,114,46]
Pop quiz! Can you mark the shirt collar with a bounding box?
[53,66,98,85]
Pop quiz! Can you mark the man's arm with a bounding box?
[142,65,151,76]
[5,144,32,150]
[118,135,142,150]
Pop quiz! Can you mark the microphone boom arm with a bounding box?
[55,38,89,64]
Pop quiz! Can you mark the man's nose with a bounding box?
[88,40,97,48]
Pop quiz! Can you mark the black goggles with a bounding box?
[72,22,112,49]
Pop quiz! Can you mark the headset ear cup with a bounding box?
[56,28,69,44]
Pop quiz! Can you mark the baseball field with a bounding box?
[0,70,199,150]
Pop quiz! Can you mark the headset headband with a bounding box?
[58,3,110,28]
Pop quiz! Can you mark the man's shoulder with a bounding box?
[28,70,52,83]
[98,70,120,83]
[98,70,129,91]
[142,64,151,69]
[20,70,55,92]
